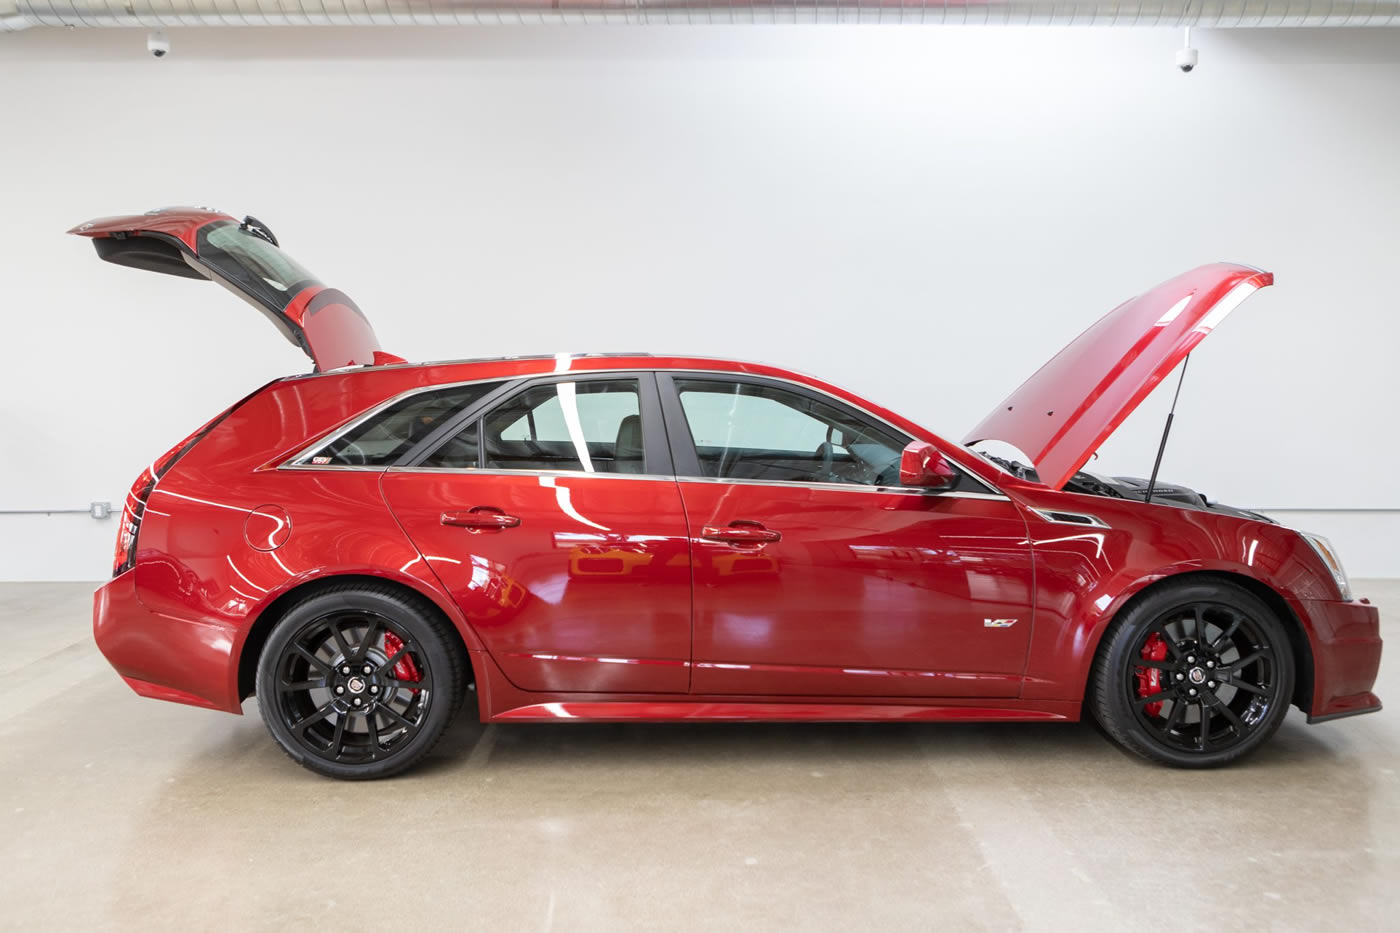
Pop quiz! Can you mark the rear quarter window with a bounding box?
[297,382,501,467]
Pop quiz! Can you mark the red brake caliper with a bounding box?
[1137,633,1169,717]
[382,631,422,691]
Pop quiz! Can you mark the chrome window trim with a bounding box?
[665,368,1006,497]
[385,466,676,482]
[1026,507,1109,528]
[674,475,1008,499]
[373,466,1006,497]
[277,366,1009,502]
[280,464,393,473]
[277,376,511,470]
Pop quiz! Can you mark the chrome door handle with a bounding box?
[441,507,521,530]
[701,521,781,544]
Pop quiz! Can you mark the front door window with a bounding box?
[673,378,909,487]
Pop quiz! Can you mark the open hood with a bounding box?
[964,262,1273,490]
[70,207,399,372]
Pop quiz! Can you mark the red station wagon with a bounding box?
[76,207,1383,779]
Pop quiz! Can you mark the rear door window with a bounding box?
[487,379,643,473]
[420,379,646,473]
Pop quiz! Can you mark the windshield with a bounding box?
[196,221,321,312]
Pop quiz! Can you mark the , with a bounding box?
[74,206,1383,780]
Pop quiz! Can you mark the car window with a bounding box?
[674,378,911,487]
[467,379,645,474]
[419,421,480,469]
[299,382,501,467]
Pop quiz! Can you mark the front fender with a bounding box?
[1009,489,1335,705]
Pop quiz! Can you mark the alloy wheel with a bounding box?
[1126,601,1283,755]
[271,610,434,765]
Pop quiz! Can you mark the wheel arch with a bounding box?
[1083,569,1315,712]
[236,573,477,702]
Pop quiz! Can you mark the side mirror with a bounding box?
[899,441,957,489]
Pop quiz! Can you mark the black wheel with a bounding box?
[255,582,466,780]
[1090,579,1294,768]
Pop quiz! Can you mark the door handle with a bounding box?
[441,507,521,530]
[701,521,781,544]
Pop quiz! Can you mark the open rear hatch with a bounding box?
[965,262,1273,489]
[70,207,400,372]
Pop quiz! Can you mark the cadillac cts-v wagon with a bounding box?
[76,207,1382,779]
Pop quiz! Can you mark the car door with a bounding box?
[659,373,1035,699]
[381,372,693,694]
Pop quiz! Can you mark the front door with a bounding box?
[660,374,1035,699]
[382,373,692,694]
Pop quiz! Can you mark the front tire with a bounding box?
[255,582,466,780]
[1090,579,1294,768]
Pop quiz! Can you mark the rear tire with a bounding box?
[1090,579,1294,768]
[255,582,465,780]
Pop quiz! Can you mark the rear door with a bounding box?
[71,207,391,372]
[380,372,694,694]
